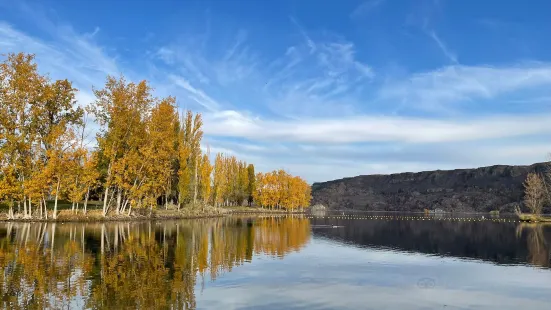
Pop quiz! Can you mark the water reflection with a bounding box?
[516,223,550,268]
[0,216,310,309]
[1,216,551,309]
[311,216,551,268]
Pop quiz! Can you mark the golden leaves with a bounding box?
[254,170,311,210]
[1,52,311,216]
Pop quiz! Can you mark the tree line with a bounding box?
[0,52,311,219]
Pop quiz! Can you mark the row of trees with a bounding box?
[254,170,311,210]
[0,52,311,219]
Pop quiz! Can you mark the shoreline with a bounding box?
[3,208,550,223]
[517,213,551,223]
[0,207,310,223]
[0,208,228,223]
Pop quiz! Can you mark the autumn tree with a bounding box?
[177,111,203,208]
[212,153,226,207]
[145,98,179,209]
[80,151,100,214]
[0,53,82,219]
[1,52,312,219]
[199,149,213,205]
[253,170,311,210]
[247,164,255,206]
[524,172,545,215]
[91,76,154,215]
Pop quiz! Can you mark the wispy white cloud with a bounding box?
[155,20,373,119]
[379,63,551,113]
[4,3,551,183]
[0,22,119,88]
[429,30,458,64]
[350,0,386,20]
[169,74,220,112]
[289,16,316,54]
[203,110,551,144]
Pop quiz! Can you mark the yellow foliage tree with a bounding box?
[254,170,311,210]
[1,53,311,218]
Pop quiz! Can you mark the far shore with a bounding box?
[2,206,550,223]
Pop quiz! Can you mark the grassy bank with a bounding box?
[517,213,551,223]
[0,203,228,222]
[0,202,309,222]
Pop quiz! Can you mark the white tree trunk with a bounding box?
[53,179,60,219]
[102,186,110,216]
[43,197,48,220]
[116,189,122,214]
[84,187,90,215]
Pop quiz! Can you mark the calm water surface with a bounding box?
[1,213,550,309]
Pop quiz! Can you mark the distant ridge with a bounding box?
[311,162,549,213]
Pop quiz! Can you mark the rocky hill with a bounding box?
[311,162,550,213]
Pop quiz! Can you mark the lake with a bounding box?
[1,213,550,309]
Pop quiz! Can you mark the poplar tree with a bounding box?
[247,164,255,206]
[91,76,154,215]
[1,52,312,218]
[177,111,203,208]
[199,150,213,205]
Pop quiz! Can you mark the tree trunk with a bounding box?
[53,179,60,219]
[23,195,28,218]
[102,185,110,216]
[43,197,48,220]
[121,199,129,214]
[28,198,32,218]
[84,187,90,215]
[8,203,14,220]
[116,189,122,214]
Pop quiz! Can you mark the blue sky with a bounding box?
[2,0,551,183]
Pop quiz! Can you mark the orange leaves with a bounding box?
[199,152,213,204]
[144,98,179,203]
[0,52,85,217]
[211,153,251,206]
[1,52,312,216]
[254,170,311,210]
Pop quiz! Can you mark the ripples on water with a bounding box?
[0,213,550,309]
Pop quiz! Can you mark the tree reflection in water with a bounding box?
[0,216,310,309]
[516,223,551,268]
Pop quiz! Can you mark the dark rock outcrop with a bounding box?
[311,162,550,213]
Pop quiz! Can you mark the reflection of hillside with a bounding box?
[312,218,551,268]
[0,217,311,309]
